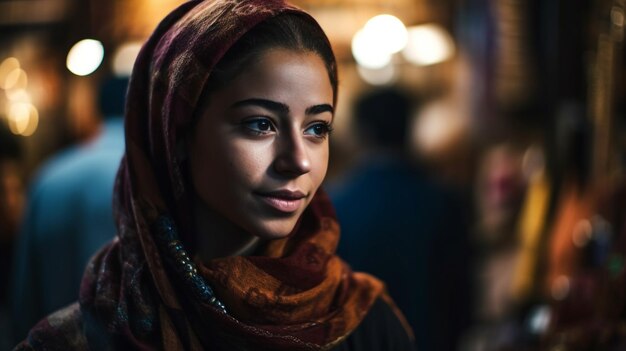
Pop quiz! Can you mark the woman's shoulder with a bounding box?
[13,302,88,351]
[334,296,417,351]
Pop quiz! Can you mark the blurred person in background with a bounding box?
[461,141,530,350]
[9,76,127,344]
[329,86,471,351]
[0,123,24,350]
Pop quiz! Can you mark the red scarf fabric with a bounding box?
[47,1,388,350]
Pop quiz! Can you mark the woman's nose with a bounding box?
[273,132,311,177]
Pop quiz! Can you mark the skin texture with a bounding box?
[188,49,334,260]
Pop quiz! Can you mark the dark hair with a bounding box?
[205,13,338,103]
[355,87,413,148]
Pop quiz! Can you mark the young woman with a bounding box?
[15,1,415,350]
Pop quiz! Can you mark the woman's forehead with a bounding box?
[206,49,333,109]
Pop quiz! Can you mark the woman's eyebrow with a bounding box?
[231,99,334,115]
[231,98,289,114]
[305,104,334,115]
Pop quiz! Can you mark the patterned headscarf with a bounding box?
[18,1,389,350]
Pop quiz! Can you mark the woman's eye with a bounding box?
[243,118,275,134]
[304,122,333,139]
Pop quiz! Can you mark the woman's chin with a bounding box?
[248,218,299,241]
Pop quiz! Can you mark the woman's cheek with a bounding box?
[229,140,272,183]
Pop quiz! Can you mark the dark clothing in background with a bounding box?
[10,118,124,343]
[330,156,471,351]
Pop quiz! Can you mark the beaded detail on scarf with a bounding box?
[154,215,228,314]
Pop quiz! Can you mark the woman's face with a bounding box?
[189,48,334,240]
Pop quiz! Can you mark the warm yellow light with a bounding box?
[3,68,27,91]
[21,105,39,136]
[5,88,30,102]
[402,24,455,66]
[8,102,39,136]
[0,57,20,88]
[363,15,408,54]
[351,29,392,69]
[351,14,408,69]
[112,41,143,77]
[66,39,105,76]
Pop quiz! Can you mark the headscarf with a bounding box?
[19,1,389,350]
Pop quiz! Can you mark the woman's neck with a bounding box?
[194,200,260,262]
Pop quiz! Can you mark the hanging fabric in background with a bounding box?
[545,0,626,349]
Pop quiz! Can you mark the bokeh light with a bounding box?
[351,29,392,69]
[351,14,407,69]
[551,275,570,301]
[3,68,28,91]
[66,39,104,76]
[528,306,551,335]
[112,41,142,77]
[402,24,455,66]
[413,99,467,156]
[572,219,593,248]
[363,15,408,54]
[0,57,20,86]
[5,88,30,102]
[7,102,39,136]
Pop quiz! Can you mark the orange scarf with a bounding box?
[196,193,385,348]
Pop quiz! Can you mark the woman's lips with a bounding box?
[255,190,306,213]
